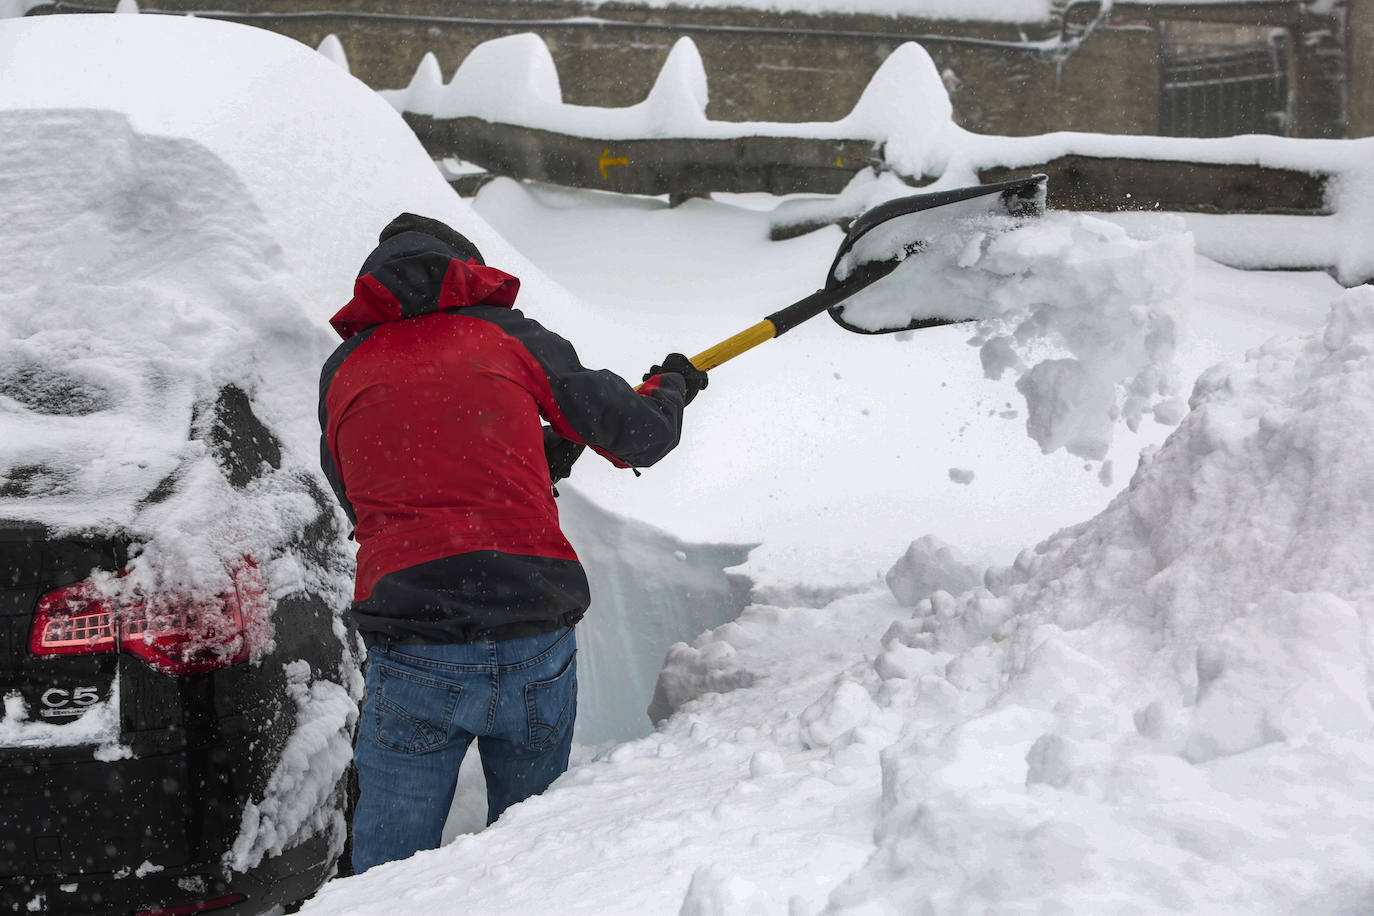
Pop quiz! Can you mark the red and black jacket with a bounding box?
[319,230,687,644]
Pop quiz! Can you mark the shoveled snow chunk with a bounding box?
[884,534,984,606]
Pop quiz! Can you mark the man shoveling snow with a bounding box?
[318,214,708,871]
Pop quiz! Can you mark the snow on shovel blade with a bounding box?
[826,174,1048,335]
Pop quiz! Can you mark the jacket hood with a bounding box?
[329,232,521,340]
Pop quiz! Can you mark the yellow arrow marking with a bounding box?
[599,147,629,181]
[835,155,844,167]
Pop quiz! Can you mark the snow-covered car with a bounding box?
[0,383,359,916]
[0,13,426,916]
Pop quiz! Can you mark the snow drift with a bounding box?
[820,286,1374,913]
[302,282,1374,914]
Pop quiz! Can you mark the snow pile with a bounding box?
[304,595,904,915]
[884,535,983,607]
[316,33,350,72]
[822,286,1374,913]
[839,208,1192,460]
[844,42,954,179]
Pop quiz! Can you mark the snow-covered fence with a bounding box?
[368,31,1374,283]
[382,33,1359,219]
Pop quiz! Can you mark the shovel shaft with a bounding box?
[689,319,777,372]
[682,281,876,375]
[633,319,777,393]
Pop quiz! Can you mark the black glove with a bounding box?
[542,426,586,487]
[643,352,709,405]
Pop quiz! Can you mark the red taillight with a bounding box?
[30,560,266,676]
[134,893,248,916]
[29,582,117,656]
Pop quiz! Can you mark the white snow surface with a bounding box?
[304,288,1374,914]
[5,10,1374,915]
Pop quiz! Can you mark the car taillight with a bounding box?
[30,560,266,676]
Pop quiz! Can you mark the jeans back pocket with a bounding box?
[524,650,577,752]
[374,663,462,755]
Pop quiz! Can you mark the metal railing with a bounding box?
[1159,37,1290,138]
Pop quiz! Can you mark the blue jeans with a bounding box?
[351,626,577,874]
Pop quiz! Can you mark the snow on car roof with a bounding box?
[0,15,558,590]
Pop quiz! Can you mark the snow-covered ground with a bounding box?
[311,183,1366,916]
[4,9,1374,915]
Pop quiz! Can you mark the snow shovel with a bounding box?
[684,172,1048,372]
[548,174,1048,481]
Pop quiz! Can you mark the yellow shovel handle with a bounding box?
[687,319,777,372]
[635,319,778,392]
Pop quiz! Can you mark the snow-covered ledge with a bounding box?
[371,31,1374,284]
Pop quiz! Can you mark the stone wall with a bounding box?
[1352,0,1374,138]
[35,0,1359,137]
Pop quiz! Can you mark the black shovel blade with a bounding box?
[826,174,1047,335]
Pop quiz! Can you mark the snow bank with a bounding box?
[556,489,752,744]
[826,287,1374,913]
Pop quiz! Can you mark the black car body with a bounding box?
[1,383,361,916]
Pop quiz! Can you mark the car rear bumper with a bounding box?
[0,733,344,915]
[1,831,337,915]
